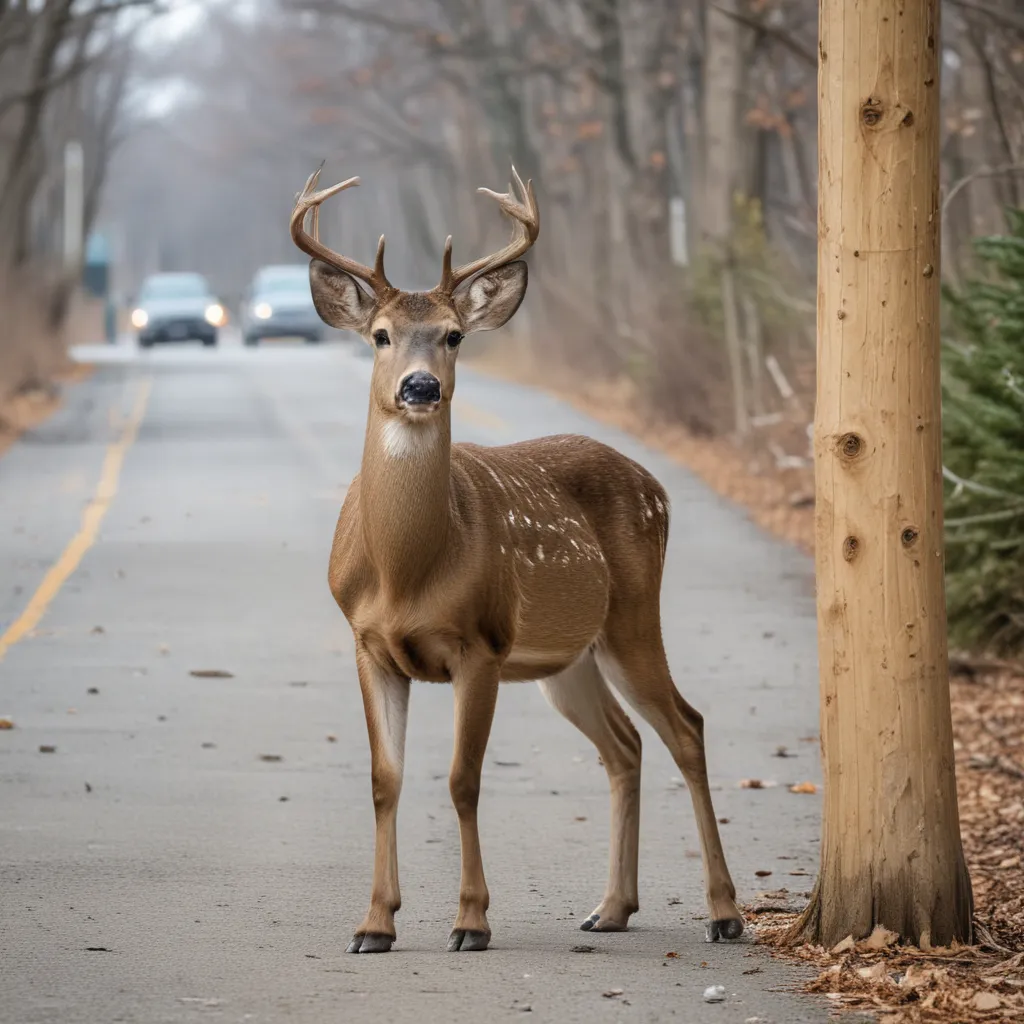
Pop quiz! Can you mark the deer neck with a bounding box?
[359,405,452,590]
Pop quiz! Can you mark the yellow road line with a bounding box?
[455,399,507,434]
[0,377,152,662]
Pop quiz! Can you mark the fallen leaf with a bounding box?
[91,625,105,635]
[718,817,730,824]
[571,944,595,953]
[862,924,899,950]
[326,734,337,743]
[279,796,289,802]
[87,688,99,695]
[189,669,234,679]
[773,746,796,758]
[973,992,1002,1011]
[739,778,777,789]
[201,742,216,749]
[831,935,855,953]
[85,946,111,952]
[755,870,773,877]
[664,951,679,958]
[602,988,624,999]
[259,754,283,762]
[39,744,56,753]
[856,962,891,982]
[0,717,14,729]
[574,816,588,822]
[158,644,170,656]
[789,781,818,794]
[494,760,521,767]
[84,782,92,793]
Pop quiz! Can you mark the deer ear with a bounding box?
[309,260,376,333]
[454,262,528,333]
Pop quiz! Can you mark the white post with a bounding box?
[63,140,84,270]
[669,196,689,267]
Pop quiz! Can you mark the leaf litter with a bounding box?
[749,664,1024,1022]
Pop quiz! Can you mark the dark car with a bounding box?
[240,265,322,345]
[131,273,226,348]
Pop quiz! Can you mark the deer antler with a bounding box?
[436,166,539,294]
[290,165,393,295]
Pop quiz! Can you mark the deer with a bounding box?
[290,164,744,954]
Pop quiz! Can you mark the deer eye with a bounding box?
[446,331,463,349]
[373,329,390,348]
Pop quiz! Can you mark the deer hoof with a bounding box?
[346,932,394,953]
[705,918,745,942]
[580,912,628,932]
[447,928,490,952]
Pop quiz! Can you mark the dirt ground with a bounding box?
[470,348,1024,1023]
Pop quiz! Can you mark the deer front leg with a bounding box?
[347,646,410,954]
[446,661,500,952]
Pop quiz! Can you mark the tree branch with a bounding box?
[710,4,816,68]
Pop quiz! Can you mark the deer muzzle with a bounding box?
[397,371,442,408]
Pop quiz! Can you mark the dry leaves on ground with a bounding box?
[952,666,1024,951]
[756,916,1024,1024]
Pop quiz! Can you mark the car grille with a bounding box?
[150,317,207,334]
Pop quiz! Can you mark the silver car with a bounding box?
[240,265,323,346]
[131,273,225,348]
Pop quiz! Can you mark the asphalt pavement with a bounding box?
[1,332,832,1023]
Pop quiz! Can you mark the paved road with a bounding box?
[1,335,828,1023]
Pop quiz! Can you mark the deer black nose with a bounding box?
[399,371,441,405]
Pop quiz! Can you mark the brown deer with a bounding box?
[290,166,744,953]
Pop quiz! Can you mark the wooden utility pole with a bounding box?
[792,0,974,948]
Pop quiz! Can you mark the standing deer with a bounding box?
[291,166,744,953]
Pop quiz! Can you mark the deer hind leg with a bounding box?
[347,646,410,954]
[596,639,744,942]
[538,650,642,932]
[446,659,500,952]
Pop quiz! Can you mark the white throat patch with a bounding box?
[380,417,439,459]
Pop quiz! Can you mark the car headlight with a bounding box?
[204,303,226,326]
[131,308,148,329]
[254,302,273,320]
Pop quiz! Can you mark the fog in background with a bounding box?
[3,0,1023,437]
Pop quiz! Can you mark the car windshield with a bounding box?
[139,275,208,300]
[256,271,310,297]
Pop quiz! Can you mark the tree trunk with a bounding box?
[790,0,973,949]
[700,0,742,248]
